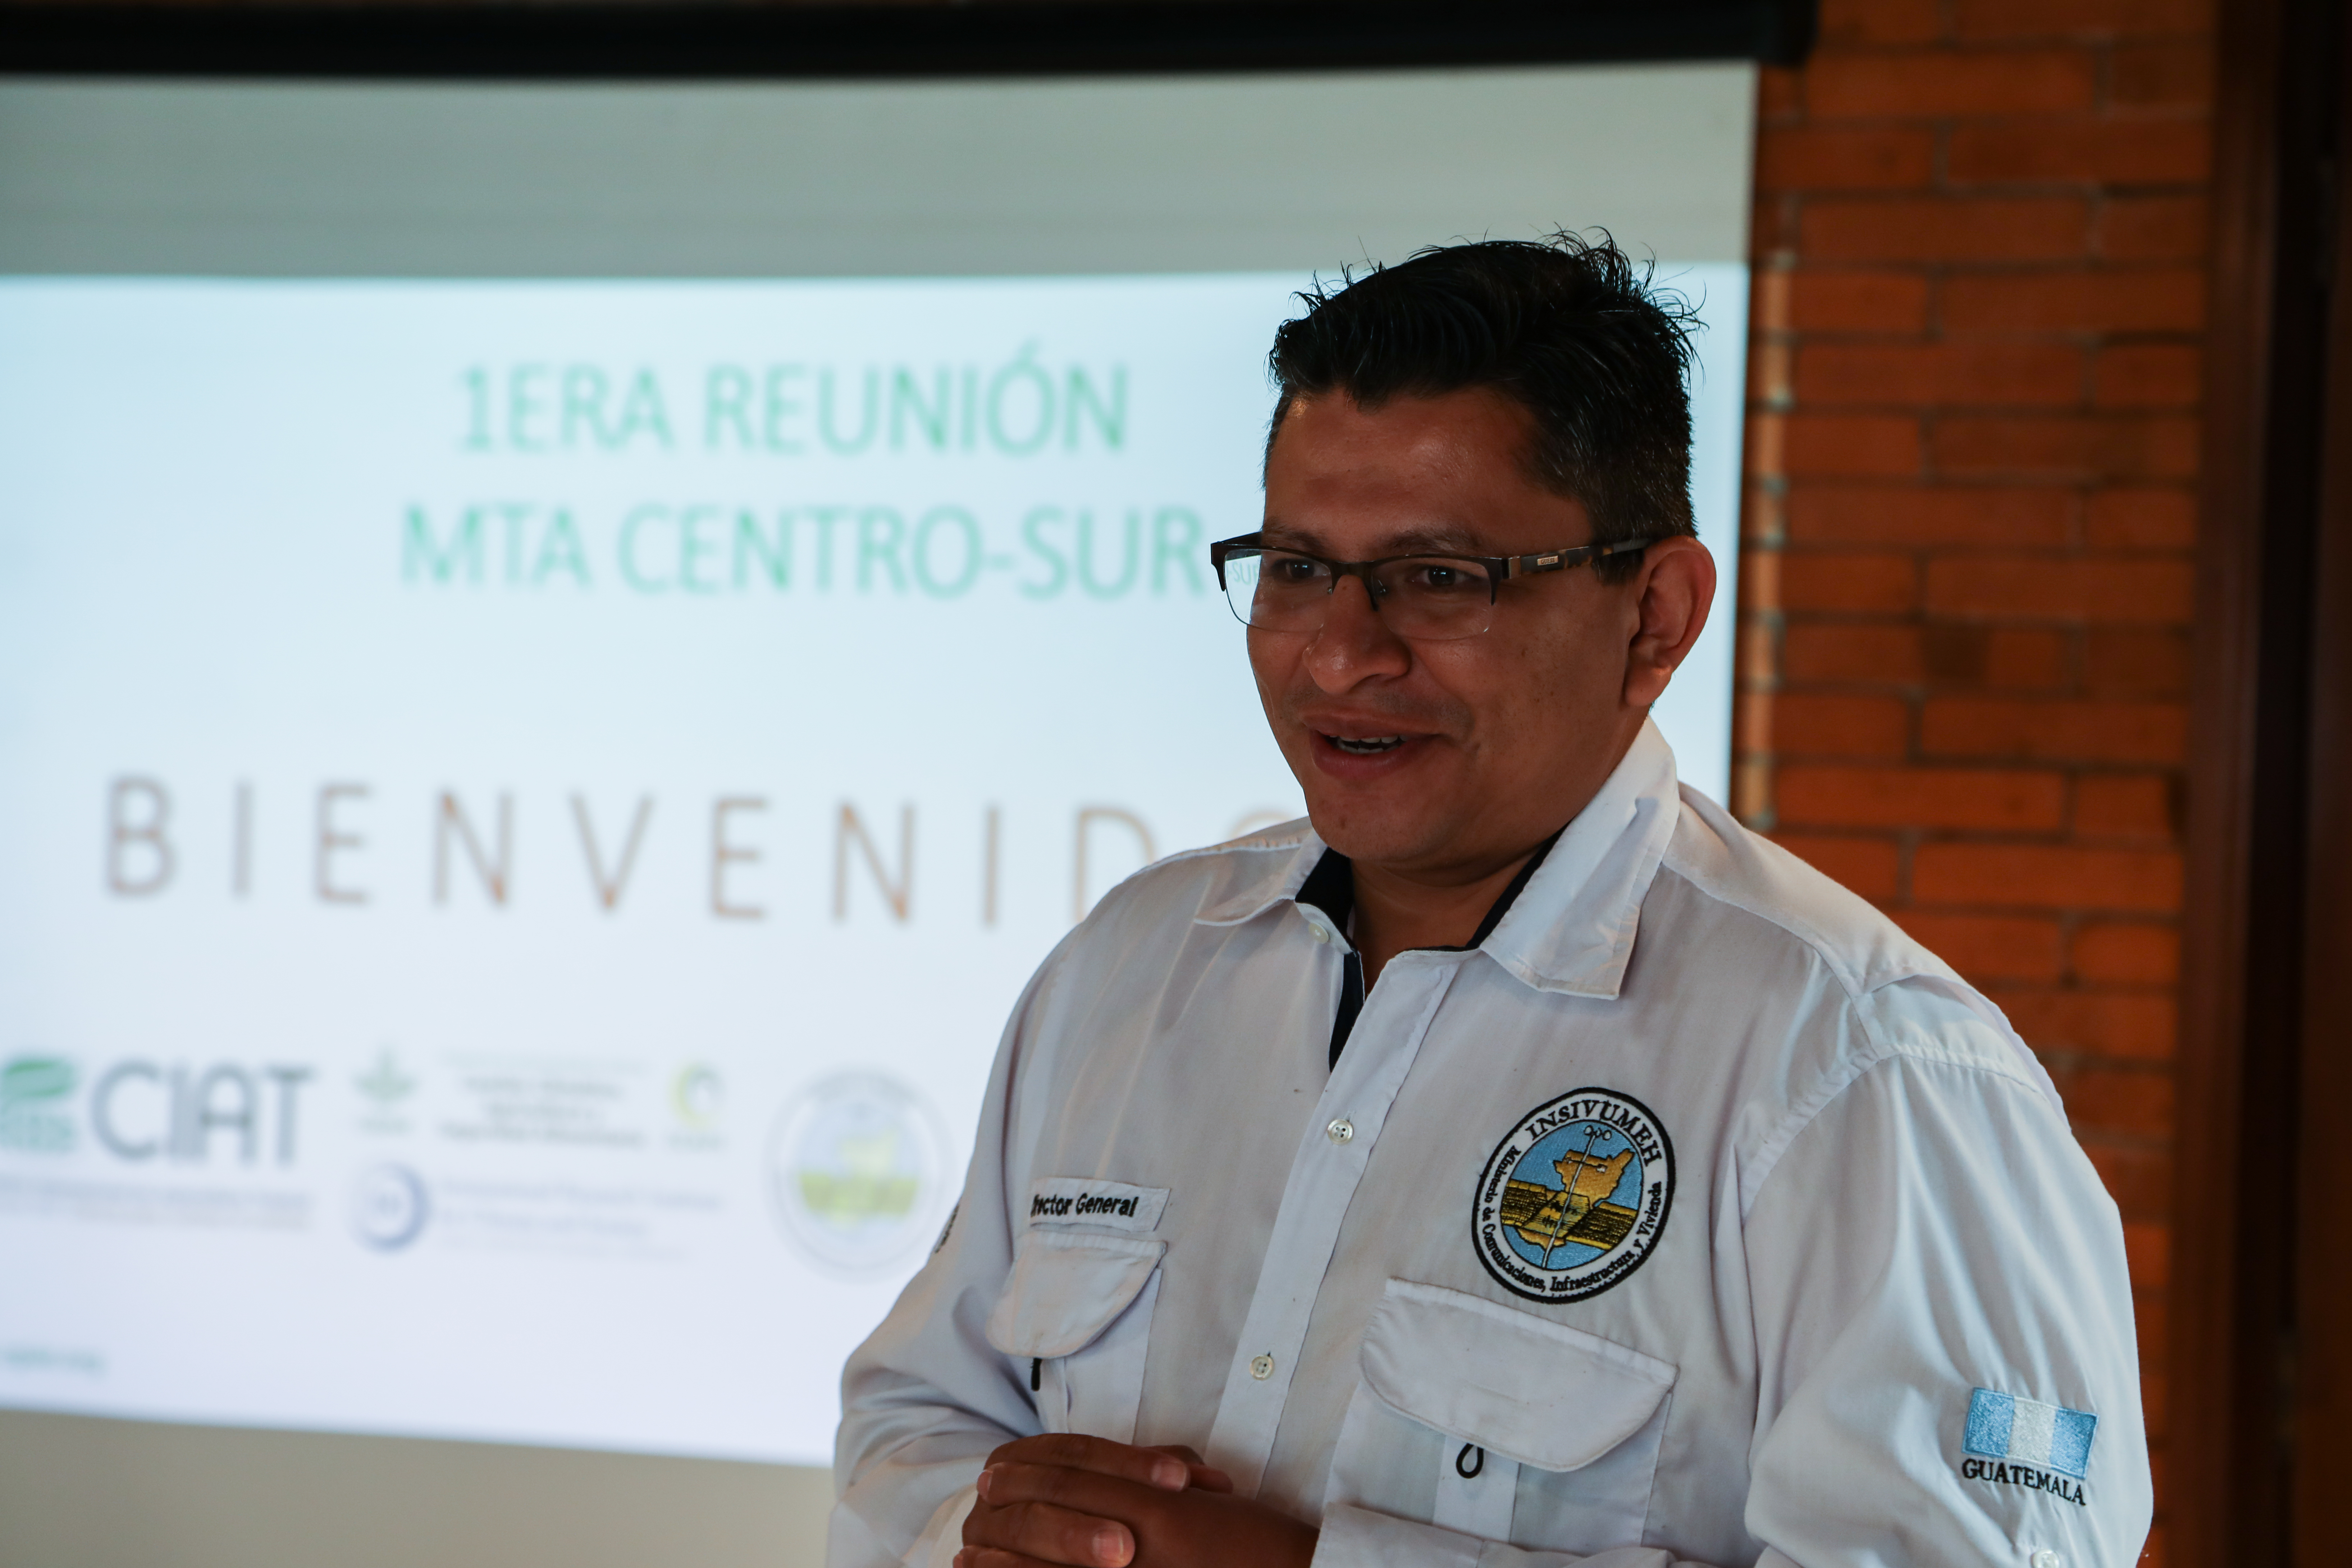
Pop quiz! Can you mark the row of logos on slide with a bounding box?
[0,1052,951,1275]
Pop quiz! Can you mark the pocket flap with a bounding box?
[1359,1279,1676,1473]
[984,1230,1168,1359]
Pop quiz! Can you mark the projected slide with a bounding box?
[0,269,1743,1463]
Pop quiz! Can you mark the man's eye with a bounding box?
[1403,562,1483,594]
[1268,556,1323,584]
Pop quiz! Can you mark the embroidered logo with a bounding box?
[1960,1388,2095,1504]
[1472,1087,1673,1304]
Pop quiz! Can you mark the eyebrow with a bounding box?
[1259,520,1488,557]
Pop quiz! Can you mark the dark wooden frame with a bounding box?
[2289,11,2352,1559]
[0,0,1816,78]
[2174,0,2346,1563]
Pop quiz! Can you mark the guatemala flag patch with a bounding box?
[1964,1388,2097,1480]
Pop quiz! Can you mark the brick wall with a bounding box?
[1737,2,2211,1553]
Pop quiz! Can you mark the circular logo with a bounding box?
[672,1064,723,1129]
[767,1072,947,1275]
[1472,1088,1674,1304]
[350,1162,431,1252]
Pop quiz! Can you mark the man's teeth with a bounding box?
[1332,736,1404,755]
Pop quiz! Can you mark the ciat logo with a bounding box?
[89,1060,314,1167]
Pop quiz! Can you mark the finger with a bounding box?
[963,1499,1134,1568]
[980,1458,1168,1516]
[1142,1444,1231,1492]
[959,1550,1071,1568]
[985,1433,1189,1491]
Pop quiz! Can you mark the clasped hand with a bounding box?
[957,1434,1318,1568]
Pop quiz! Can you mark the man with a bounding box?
[831,235,2150,1568]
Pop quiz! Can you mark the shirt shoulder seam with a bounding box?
[1657,822,1961,1001]
[1739,1046,2049,1225]
[1652,859,1874,1010]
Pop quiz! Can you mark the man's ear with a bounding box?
[1622,537,1716,709]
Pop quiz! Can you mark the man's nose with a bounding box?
[1302,573,1411,689]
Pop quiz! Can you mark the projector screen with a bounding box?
[0,63,1754,1563]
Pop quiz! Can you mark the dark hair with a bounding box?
[1265,232,1699,581]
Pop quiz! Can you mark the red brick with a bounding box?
[2049,1062,2175,1134]
[1770,832,1902,900]
[1781,551,1921,613]
[1941,268,2206,332]
[1819,0,1945,45]
[1788,271,1933,333]
[1774,692,1912,757]
[1949,119,2212,184]
[1749,361,1788,421]
[1778,765,2067,829]
[2136,1288,2171,1361]
[1804,196,2089,263]
[1796,342,2084,406]
[1921,696,2188,763]
[1789,486,2075,547]
[1912,843,2182,909]
[1920,623,2075,689]
[1924,555,2195,621]
[1740,548,1783,615]
[2075,773,2177,838]
[1736,698,1771,764]
[1742,621,1782,687]
[1932,414,2201,480]
[1806,50,2100,118]
[1895,910,2066,981]
[2093,344,2203,408]
[2123,1218,2172,1289]
[2084,627,2194,694]
[2113,40,2215,108]
[1759,66,1805,122]
[1982,628,2072,687]
[1783,624,1927,683]
[1746,410,1789,477]
[2086,487,2198,547]
[2087,1143,2171,1216]
[1956,0,2212,39]
[2098,194,2210,261]
[1759,127,1937,192]
[2074,921,2182,984]
[2004,989,2178,1060]
[1784,413,1924,476]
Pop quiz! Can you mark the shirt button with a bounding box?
[1326,1118,1355,1144]
[1249,1354,1276,1380]
[1309,923,1330,944]
[2030,1553,2063,1568]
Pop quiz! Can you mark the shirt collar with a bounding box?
[1193,719,1682,1000]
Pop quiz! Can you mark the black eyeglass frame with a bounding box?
[1207,531,1663,617]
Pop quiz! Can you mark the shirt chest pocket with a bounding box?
[984,1230,1165,1445]
[1324,1279,1676,1553]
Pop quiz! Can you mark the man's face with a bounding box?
[1251,387,1653,880]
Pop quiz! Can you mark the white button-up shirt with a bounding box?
[831,723,2151,1568]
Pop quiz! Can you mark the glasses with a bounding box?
[1207,532,1659,642]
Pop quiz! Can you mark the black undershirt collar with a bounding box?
[1296,829,1564,1070]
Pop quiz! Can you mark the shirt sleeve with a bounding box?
[1737,981,2154,1568]
[828,949,1066,1568]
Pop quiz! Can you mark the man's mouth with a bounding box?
[1325,734,1405,755]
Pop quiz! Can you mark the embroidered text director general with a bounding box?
[829,234,2151,1568]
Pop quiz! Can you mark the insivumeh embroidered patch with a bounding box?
[1471,1087,1673,1304]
